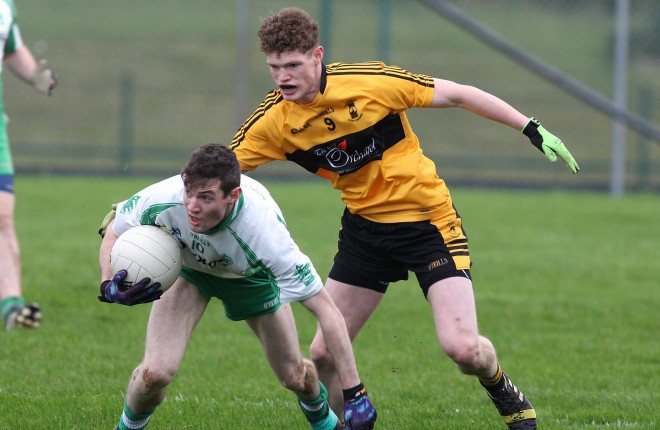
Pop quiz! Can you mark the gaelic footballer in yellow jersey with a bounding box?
[231,7,580,430]
[231,61,450,223]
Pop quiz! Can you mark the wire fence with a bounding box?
[8,0,660,192]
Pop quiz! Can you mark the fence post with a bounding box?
[235,0,249,130]
[378,0,391,63]
[610,0,630,197]
[319,0,332,61]
[636,86,652,191]
[118,70,135,172]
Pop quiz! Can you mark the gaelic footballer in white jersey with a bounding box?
[112,174,322,306]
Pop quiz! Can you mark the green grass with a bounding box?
[1,176,657,429]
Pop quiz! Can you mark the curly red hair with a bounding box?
[258,7,319,54]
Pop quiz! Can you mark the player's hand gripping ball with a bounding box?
[98,270,163,306]
[99,225,183,306]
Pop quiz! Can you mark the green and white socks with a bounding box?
[116,383,337,429]
[298,381,339,430]
[117,402,153,430]
[1,296,24,327]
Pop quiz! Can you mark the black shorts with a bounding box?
[329,208,472,297]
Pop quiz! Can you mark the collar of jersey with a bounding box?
[204,193,244,234]
[319,63,327,94]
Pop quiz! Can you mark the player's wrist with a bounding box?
[521,117,540,135]
[343,382,366,403]
[522,117,544,152]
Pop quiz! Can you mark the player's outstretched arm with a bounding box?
[430,80,579,174]
[4,46,57,95]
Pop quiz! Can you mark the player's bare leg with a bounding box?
[118,278,207,430]
[248,304,340,430]
[0,190,41,330]
[310,279,384,415]
[427,276,497,376]
[0,191,20,298]
[427,276,536,429]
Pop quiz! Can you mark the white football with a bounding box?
[110,225,183,293]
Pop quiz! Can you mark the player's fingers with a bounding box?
[36,58,48,71]
[131,288,163,304]
[542,145,558,162]
[112,269,128,283]
[48,71,58,95]
[131,277,153,289]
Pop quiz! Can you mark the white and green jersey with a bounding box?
[112,174,323,304]
[0,0,22,97]
[0,0,22,175]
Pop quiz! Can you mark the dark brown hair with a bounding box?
[181,144,240,196]
[257,7,319,54]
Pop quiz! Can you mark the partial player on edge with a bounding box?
[1,0,57,331]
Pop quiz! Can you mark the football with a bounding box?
[110,225,183,292]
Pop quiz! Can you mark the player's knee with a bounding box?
[134,363,176,393]
[277,361,305,392]
[0,209,13,231]
[442,338,481,369]
[279,358,318,396]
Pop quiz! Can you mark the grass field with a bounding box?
[1,176,658,429]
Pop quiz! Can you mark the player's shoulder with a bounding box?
[0,0,15,21]
[239,175,285,220]
[326,60,433,87]
[326,61,386,72]
[118,176,183,214]
[249,88,293,122]
[141,175,183,196]
[240,174,274,202]
[326,60,413,77]
[260,89,286,110]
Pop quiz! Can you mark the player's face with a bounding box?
[183,180,241,233]
[266,46,323,104]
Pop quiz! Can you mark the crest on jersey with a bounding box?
[345,99,362,122]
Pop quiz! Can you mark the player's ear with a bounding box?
[228,186,242,203]
[313,45,324,64]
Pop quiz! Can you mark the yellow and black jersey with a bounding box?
[231,61,453,223]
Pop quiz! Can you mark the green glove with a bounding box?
[98,203,117,238]
[522,117,580,174]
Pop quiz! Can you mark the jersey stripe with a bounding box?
[231,91,284,149]
[327,63,434,87]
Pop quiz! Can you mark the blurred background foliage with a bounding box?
[6,0,660,191]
